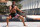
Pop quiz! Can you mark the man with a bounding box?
[6,1,26,26]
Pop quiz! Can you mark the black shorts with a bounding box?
[9,13,20,18]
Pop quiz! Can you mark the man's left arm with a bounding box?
[16,6,23,13]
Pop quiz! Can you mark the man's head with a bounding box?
[12,1,15,5]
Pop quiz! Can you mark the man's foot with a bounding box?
[6,25,8,27]
[24,24,26,26]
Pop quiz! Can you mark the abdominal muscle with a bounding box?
[10,8,16,13]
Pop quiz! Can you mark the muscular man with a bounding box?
[6,1,26,26]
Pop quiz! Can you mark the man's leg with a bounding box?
[18,16,26,26]
[6,17,9,26]
[6,16,12,26]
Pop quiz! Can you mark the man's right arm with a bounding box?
[9,6,12,10]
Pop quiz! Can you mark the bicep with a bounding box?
[16,6,20,11]
[16,6,22,12]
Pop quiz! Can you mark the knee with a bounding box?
[20,16,24,19]
[7,17,9,19]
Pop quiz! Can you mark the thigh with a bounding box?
[18,15,23,19]
[8,15,12,19]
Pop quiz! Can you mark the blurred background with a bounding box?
[0,0,40,22]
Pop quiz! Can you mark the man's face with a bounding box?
[13,1,15,5]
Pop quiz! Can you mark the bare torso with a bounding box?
[10,6,17,13]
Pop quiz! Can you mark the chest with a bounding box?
[11,7,16,11]
[12,6,16,10]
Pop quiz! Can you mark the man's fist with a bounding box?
[22,11,25,13]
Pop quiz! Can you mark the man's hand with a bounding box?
[21,11,25,13]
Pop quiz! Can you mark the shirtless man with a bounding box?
[6,1,26,26]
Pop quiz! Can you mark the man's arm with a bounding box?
[9,6,12,10]
[16,6,23,13]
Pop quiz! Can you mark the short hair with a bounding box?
[12,0,16,1]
